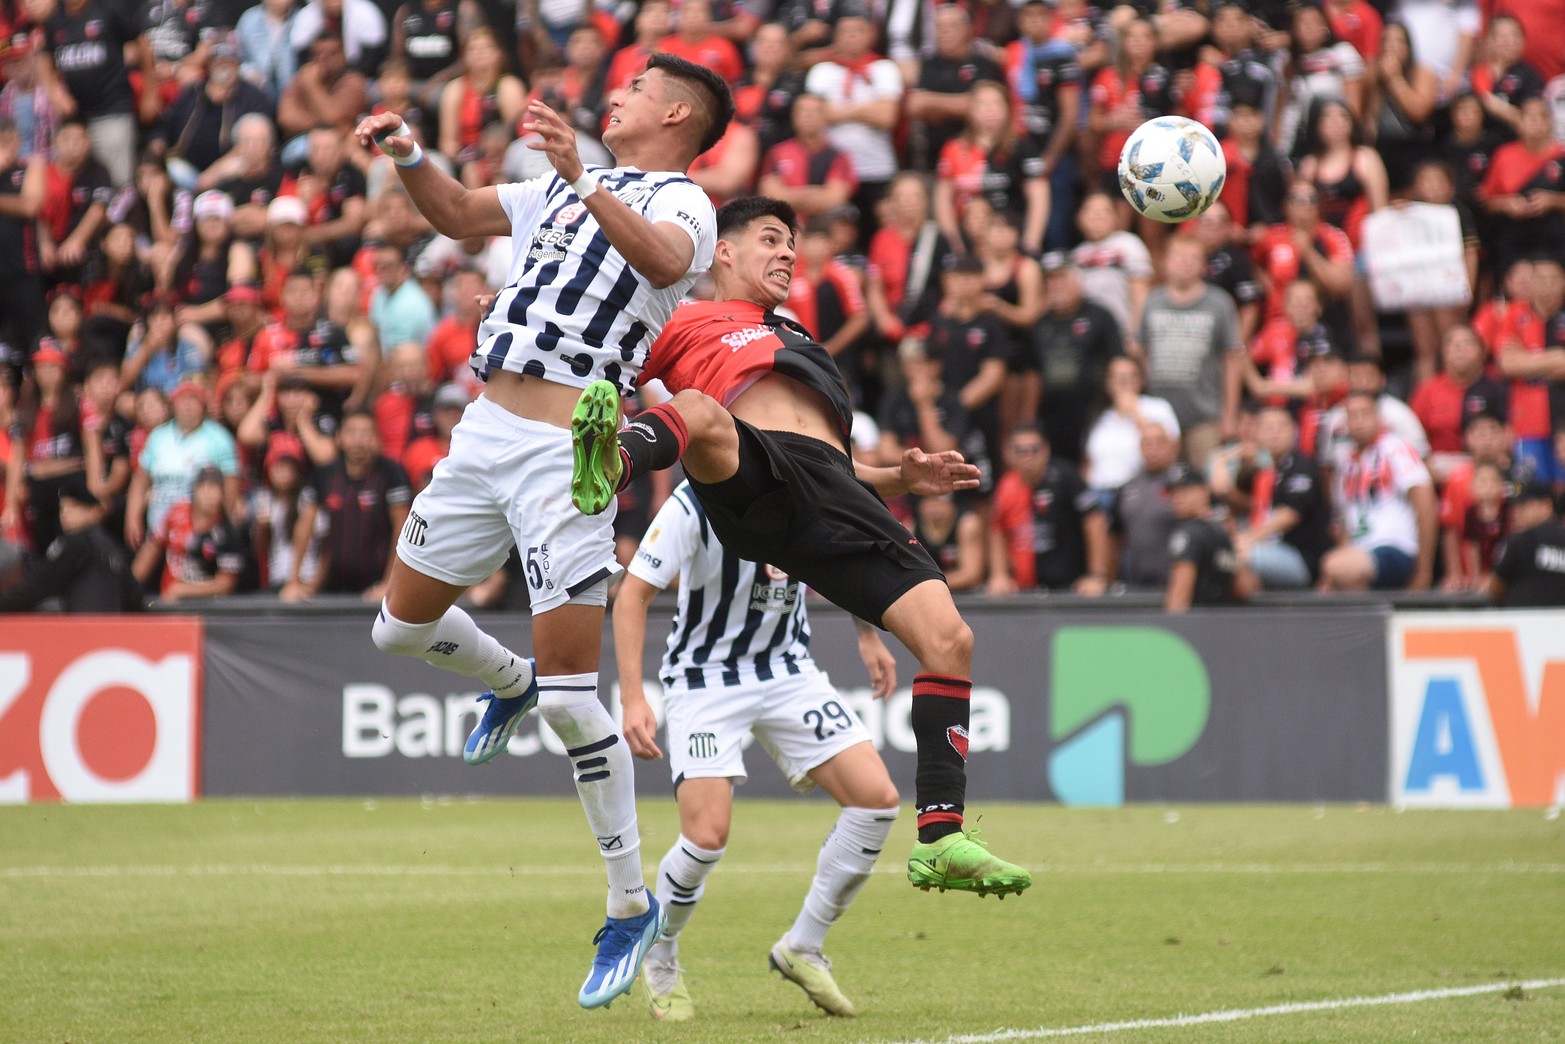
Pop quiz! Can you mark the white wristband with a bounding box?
[571,171,599,200]
[374,120,424,168]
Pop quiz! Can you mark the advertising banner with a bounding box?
[1389,611,1565,808]
[0,617,202,803]
[202,605,1389,805]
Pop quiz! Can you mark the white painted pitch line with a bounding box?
[885,978,1565,1044]
[2,861,1564,879]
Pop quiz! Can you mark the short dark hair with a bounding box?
[716,196,798,240]
[647,53,735,155]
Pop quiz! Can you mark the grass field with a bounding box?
[2,799,1561,1043]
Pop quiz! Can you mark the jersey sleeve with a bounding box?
[382,459,414,506]
[494,174,556,236]
[645,180,717,275]
[1387,437,1433,493]
[626,486,703,590]
[1168,522,1199,563]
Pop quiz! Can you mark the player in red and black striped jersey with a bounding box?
[572,197,1031,898]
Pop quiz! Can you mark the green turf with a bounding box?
[2,800,1560,1042]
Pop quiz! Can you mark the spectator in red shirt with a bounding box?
[38,118,110,285]
[1324,0,1382,71]
[756,94,858,222]
[986,423,1108,595]
[933,80,1047,255]
[1472,255,1538,369]
[1245,279,1337,407]
[374,342,434,462]
[687,116,759,208]
[1253,183,1355,340]
[403,381,466,491]
[864,171,951,343]
[1479,98,1565,274]
[425,266,486,388]
[656,0,742,86]
[1088,17,1177,211]
[247,269,364,421]
[789,216,868,365]
[1439,409,1521,585]
[1458,460,1510,590]
[131,464,246,603]
[1409,324,1509,480]
[604,0,670,96]
[1472,15,1545,139]
[1495,256,1565,481]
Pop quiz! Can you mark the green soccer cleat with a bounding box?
[907,826,1032,898]
[571,380,624,516]
[768,939,856,1017]
[642,953,694,1021]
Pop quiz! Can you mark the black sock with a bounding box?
[911,673,970,843]
[617,402,689,491]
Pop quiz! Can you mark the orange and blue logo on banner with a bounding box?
[1391,612,1565,808]
[0,617,202,803]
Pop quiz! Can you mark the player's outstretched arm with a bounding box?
[354,111,510,240]
[612,572,665,760]
[523,100,697,289]
[854,448,981,498]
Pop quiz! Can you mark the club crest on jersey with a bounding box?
[554,202,587,225]
[946,724,970,761]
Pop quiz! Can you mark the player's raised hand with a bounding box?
[355,111,415,162]
[522,99,585,183]
[622,698,663,760]
[900,448,981,495]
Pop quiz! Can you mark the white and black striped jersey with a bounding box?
[472,166,716,397]
[628,483,814,691]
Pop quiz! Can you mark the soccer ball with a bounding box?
[1117,116,1226,224]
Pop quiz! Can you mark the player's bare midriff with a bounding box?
[481,369,585,429]
[728,372,843,450]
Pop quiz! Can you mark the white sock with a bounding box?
[373,602,534,697]
[786,806,899,954]
[537,672,648,919]
[654,834,725,948]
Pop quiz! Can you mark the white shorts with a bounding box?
[396,395,622,614]
[665,667,871,787]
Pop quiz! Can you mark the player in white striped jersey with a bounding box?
[613,482,901,1021]
[353,55,735,1010]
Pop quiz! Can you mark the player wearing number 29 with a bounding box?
[352,54,735,1010]
[615,481,902,1020]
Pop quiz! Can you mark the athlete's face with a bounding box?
[721,216,797,307]
[603,68,678,154]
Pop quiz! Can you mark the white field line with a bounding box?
[885,978,1565,1044]
[2,861,1565,879]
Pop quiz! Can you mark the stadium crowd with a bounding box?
[2,0,1565,614]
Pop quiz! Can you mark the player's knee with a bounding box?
[919,618,974,674]
[370,604,438,658]
[854,781,900,810]
[670,388,729,442]
[683,821,729,852]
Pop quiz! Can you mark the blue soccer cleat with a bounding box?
[462,660,538,765]
[578,895,665,1010]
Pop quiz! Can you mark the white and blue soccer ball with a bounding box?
[1117,116,1226,224]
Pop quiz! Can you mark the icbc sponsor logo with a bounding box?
[0,619,202,803]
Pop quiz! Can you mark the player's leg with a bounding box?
[571,382,738,514]
[881,580,1032,898]
[643,777,733,1022]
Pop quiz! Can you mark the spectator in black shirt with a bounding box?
[41,0,141,186]
[131,464,248,604]
[1232,405,1333,589]
[877,348,994,494]
[1473,15,1544,140]
[987,424,1108,595]
[286,409,411,602]
[207,113,284,242]
[906,4,1004,171]
[1194,201,1264,343]
[1490,481,1565,607]
[1028,252,1122,463]
[0,115,44,356]
[927,252,1012,466]
[911,492,986,591]
[0,474,140,612]
[1012,0,1082,250]
[1165,464,1247,612]
[155,44,274,191]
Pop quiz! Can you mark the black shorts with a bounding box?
[685,419,946,628]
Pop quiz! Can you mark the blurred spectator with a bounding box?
[1439,410,1519,581]
[154,43,274,190]
[1456,459,1510,590]
[1010,0,1081,250]
[1113,420,1181,589]
[249,269,363,421]
[926,252,1011,463]
[1441,90,1501,218]
[687,113,759,208]
[0,30,56,159]
[38,119,111,285]
[425,265,485,386]
[83,222,153,354]
[1320,390,1437,591]
[79,356,131,523]
[236,0,300,102]
[933,80,1045,255]
[278,32,370,143]
[1276,3,1365,158]
[1391,0,1479,101]
[865,172,949,343]
[402,380,464,490]
[252,431,325,590]
[288,125,367,266]
[1318,354,1430,477]
[0,473,140,612]
[1365,22,1439,193]
[141,0,222,115]
[1194,203,1263,343]
[756,94,858,222]
[1409,324,1508,481]
[437,26,524,166]
[911,492,985,591]
[389,0,483,116]
[237,369,339,467]
[289,0,388,75]
[975,204,1045,346]
[132,463,246,603]
[215,281,267,377]
[1087,17,1174,210]
[1217,87,1289,235]
[1083,354,1179,500]
[1324,0,1381,67]
[1071,192,1152,341]
[43,292,88,373]
[40,0,140,186]
[1164,464,1248,612]
[987,423,1107,595]
[1252,183,1355,347]
[0,114,44,353]
[1297,99,1387,252]
[120,296,211,396]
[658,0,742,86]
[169,191,258,329]
[1138,236,1244,468]
[1493,256,1565,483]
[1478,98,1565,277]
[4,344,85,553]
[285,408,410,601]
[1486,0,1565,85]
[374,342,434,462]
[804,13,903,238]
[1229,406,1332,590]
[1489,480,1565,605]
[368,241,436,352]
[876,349,993,495]
[1472,15,1542,140]
[1401,161,1481,380]
[1245,279,1336,407]
[906,4,1003,171]
[1192,2,1276,137]
[1028,252,1122,462]
[126,379,240,547]
[606,0,670,98]
[207,113,283,240]
[788,217,868,365]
